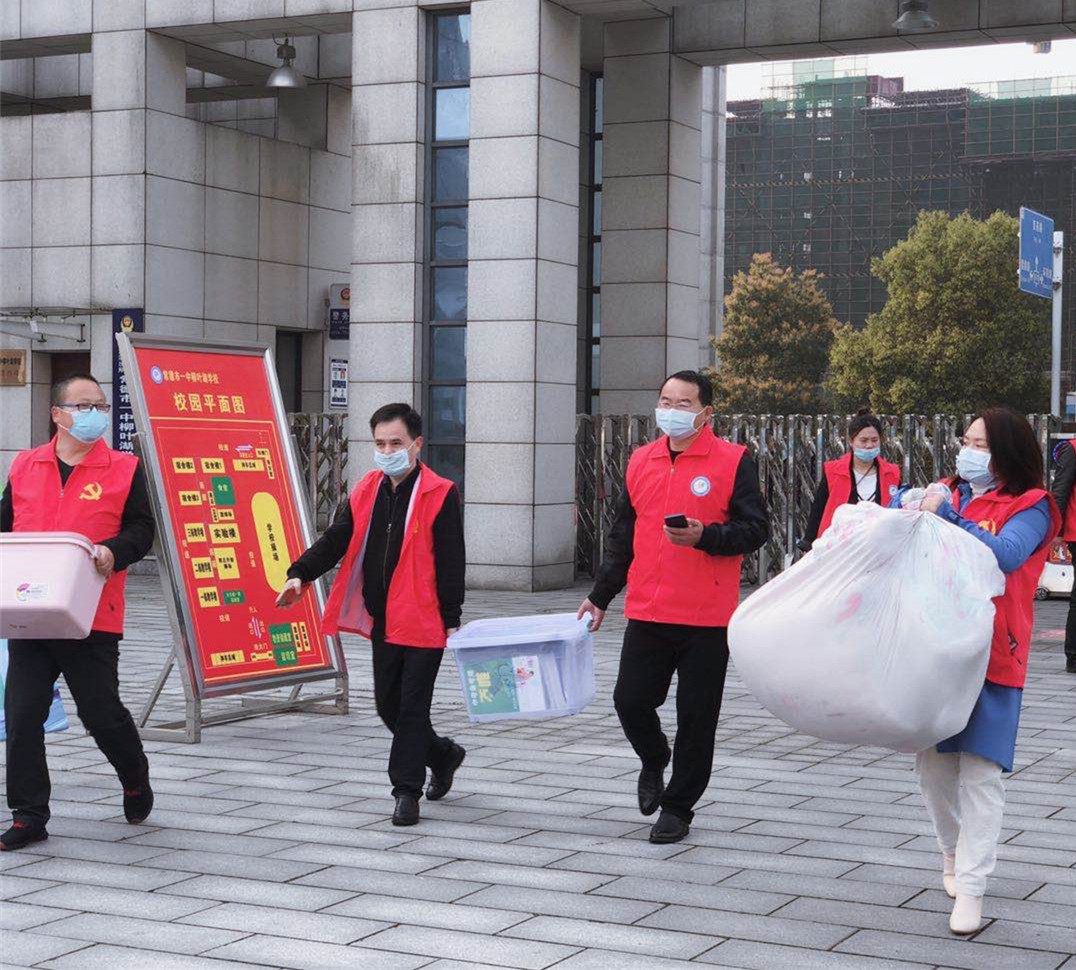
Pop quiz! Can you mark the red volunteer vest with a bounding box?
[624,424,746,628]
[321,464,454,648]
[8,438,139,635]
[818,455,901,537]
[1061,440,1076,541]
[950,483,1061,689]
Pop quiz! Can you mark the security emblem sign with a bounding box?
[118,335,344,699]
[690,476,711,496]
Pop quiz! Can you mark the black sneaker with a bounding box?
[1,820,48,851]
[1066,660,1076,674]
[426,744,466,802]
[123,779,154,824]
[392,794,420,826]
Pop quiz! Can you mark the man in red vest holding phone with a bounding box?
[578,371,769,844]
[2,374,155,851]
[279,403,465,826]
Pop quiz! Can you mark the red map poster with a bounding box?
[132,346,332,690]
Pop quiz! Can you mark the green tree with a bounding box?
[827,210,1050,414]
[708,253,837,412]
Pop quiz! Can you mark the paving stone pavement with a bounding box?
[2,575,1075,970]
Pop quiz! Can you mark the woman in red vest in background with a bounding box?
[908,409,1059,934]
[799,408,901,551]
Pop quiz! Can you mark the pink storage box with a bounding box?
[0,532,106,640]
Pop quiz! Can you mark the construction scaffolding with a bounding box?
[725,59,1076,388]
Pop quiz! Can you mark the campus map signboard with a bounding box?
[118,335,345,702]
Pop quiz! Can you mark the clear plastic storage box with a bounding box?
[447,612,595,722]
[0,532,106,640]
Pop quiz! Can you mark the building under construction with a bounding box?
[724,61,1076,392]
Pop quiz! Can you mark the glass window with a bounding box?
[430,325,466,381]
[591,241,601,287]
[435,87,470,141]
[593,139,603,184]
[432,266,467,321]
[435,14,470,82]
[430,386,466,441]
[591,293,601,337]
[590,343,600,390]
[592,190,601,234]
[594,76,604,133]
[434,148,468,202]
[426,443,465,489]
[433,206,468,261]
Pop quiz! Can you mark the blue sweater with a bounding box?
[890,484,1050,574]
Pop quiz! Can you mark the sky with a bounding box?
[725,38,1076,100]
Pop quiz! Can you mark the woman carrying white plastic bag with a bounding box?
[895,409,1060,935]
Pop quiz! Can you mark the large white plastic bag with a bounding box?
[729,501,1005,752]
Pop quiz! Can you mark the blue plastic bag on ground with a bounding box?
[0,639,69,740]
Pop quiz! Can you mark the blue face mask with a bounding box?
[853,447,880,463]
[655,407,703,440]
[374,444,413,478]
[66,408,110,444]
[956,446,995,487]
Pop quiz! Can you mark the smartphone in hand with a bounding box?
[664,513,689,529]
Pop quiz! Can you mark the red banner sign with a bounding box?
[131,346,332,690]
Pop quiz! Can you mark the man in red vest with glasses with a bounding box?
[579,371,769,844]
[2,374,155,851]
[279,403,465,826]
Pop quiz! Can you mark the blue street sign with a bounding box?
[1019,206,1054,299]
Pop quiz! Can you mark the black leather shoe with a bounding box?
[426,744,466,802]
[638,765,666,816]
[392,795,420,826]
[648,811,690,844]
[123,778,154,824]
[1,821,48,852]
[1066,660,1076,674]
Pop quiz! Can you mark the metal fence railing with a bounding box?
[575,413,1060,582]
[288,412,348,532]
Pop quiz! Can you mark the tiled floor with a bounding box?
[2,575,1074,970]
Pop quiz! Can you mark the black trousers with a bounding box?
[1065,543,1076,665]
[371,637,456,799]
[5,635,148,825]
[613,619,730,823]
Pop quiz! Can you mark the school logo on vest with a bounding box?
[79,482,103,501]
[690,476,711,497]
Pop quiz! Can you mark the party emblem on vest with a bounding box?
[79,482,103,501]
[690,476,711,497]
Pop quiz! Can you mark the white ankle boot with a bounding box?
[942,853,956,899]
[949,893,983,935]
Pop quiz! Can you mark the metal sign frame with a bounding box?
[117,332,348,742]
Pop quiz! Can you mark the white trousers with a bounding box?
[916,747,1006,896]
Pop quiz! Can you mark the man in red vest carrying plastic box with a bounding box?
[279,403,465,826]
[1,374,155,851]
[579,371,769,844]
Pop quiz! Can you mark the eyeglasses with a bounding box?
[55,403,111,414]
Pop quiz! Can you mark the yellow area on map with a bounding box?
[211,507,235,522]
[212,547,240,579]
[179,490,202,506]
[172,457,196,473]
[209,523,241,544]
[191,557,214,579]
[201,458,226,473]
[210,650,244,666]
[184,523,207,542]
[197,587,220,608]
[233,458,265,472]
[251,491,289,591]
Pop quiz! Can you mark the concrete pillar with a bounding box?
[348,4,424,477]
[599,18,702,414]
[699,65,727,365]
[466,0,581,590]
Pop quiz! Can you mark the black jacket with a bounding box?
[588,443,769,611]
[800,454,889,549]
[287,463,465,633]
[1051,439,1075,522]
